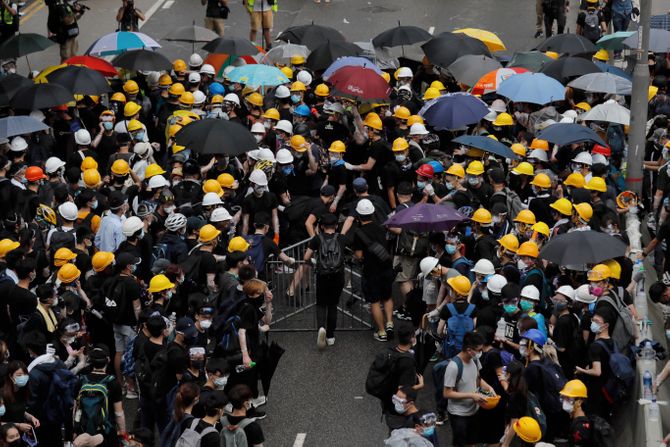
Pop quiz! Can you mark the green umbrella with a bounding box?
[596,31,636,50]
[507,51,552,72]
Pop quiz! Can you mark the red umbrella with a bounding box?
[328,66,391,103]
[64,55,118,77]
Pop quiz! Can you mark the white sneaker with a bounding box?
[326,338,335,346]
[252,396,267,407]
[125,389,138,399]
[317,327,327,350]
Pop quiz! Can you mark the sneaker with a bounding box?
[326,338,335,346]
[385,323,394,339]
[534,30,543,38]
[252,396,267,407]
[374,331,388,342]
[435,411,447,426]
[125,389,138,400]
[317,327,327,350]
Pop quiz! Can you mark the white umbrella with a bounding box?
[259,43,309,65]
[581,99,630,125]
[568,72,632,95]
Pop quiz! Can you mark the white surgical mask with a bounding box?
[254,134,264,143]
[517,259,528,270]
[214,375,228,389]
[519,346,528,358]
[164,205,176,214]
[200,319,212,330]
[562,399,574,413]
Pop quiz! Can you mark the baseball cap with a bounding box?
[353,177,368,192]
[116,252,140,268]
[176,316,197,338]
[320,185,335,197]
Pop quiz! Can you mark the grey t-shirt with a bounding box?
[444,356,481,417]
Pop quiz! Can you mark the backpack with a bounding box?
[589,414,616,447]
[526,391,548,436]
[181,250,204,292]
[220,416,257,447]
[283,196,312,223]
[49,227,76,252]
[491,188,524,219]
[525,268,554,310]
[534,359,568,414]
[583,9,602,42]
[246,234,266,275]
[442,303,475,359]
[451,257,475,282]
[75,211,95,231]
[316,234,344,275]
[151,241,169,268]
[43,367,79,427]
[148,347,169,399]
[598,293,635,352]
[365,348,414,400]
[74,375,116,436]
[175,418,218,447]
[594,339,635,404]
[161,414,194,447]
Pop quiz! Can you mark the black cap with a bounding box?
[320,212,338,226]
[491,201,508,215]
[176,316,197,338]
[397,182,414,195]
[206,357,230,374]
[254,211,271,226]
[488,167,506,184]
[353,177,368,192]
[320,185,335,197]
[108,191,127,209]
[117,132,132,145]
[187,216,206,232]
[116,251,140,268]
[90,344,110,360]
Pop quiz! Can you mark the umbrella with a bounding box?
[384,203,466,232]
[0,33,55,59]
[497,72,565,105]
[651,14,670,31]
[202,37,259,56]
[226,64,289,87]
[0,74,32,105]
[471,67,528,95]
[596,31,636,50]
[258,339,285,397]
[86,31,161,56]
[306,41,364,72]
[447,54,502,87]
[536,34,597,55]
[507,51,553,72]
[419,93,489,130]
[46,66,111,95]
[536,123,607,146]
[580,99,630,125]
[278,24,345,50]
[422,32,491,68]
[260,43,309,65]
[624,29,670,53]
[165,23,218,52]
[372,24,432,48]
[568,72,632,95]
[0,116,49,139]
[175,118,257,155]
[452,135,520,159]
[111,49,172,71]
[10,84,74,110]
[453,28,506,52]
[539,56,600,82]
[322,56,382,80]
[594,61,632,81]
[64,55,118,77]
[539,230,626,265]
[204,53,258,79]
[328,66,391,103]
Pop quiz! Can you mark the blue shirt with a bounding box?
[611,0,632,16]
[95,213,126,252]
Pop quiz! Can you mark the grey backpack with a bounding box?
[176,419,218,447]
[220,416,256,447]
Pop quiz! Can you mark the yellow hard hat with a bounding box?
[211,94,224,105]
[392,137,410,152]
[446,163,465,178]
[199,224,222,243]
[564,172,585,188]
[488,134,499,141]
[216,173,236,189]
[0,239,19,258]
[280,66,293,80]
[363,113,383,131]
[246,92,264,107]
[393,106,411,120]
[545,51,559,60]
[471,208,492,225]
[513,417,542,443]
[173,59,187,73]
[447,275,472,296]
[57,263,81,284]
[380,72,391,83]
[203,179,224,197]
[92,251,115,272]
[111,159,131,176]
[511,143,527,158]
[514,209,537,225]
[603,259,621,280]
[585,177,607,192]
[172,144,186,154]
[159,74,173,87]
[83,169,101,188]
[227,235,250,252]
[422,87,441,101]
[127,119,143,132]
[145,163,166,179]
[574,202,593,221]
[531,221,550,238]
[531,173,551,189]
[512,161,534,176]
[407,115,424,126]
[517,241,539,258]
[328,140,346,153]
[616,190,637,209]
[498,234,519,253]
[493,112,514,126]
[290,81,306,92]
[54,247,77,267]
[179,92,195,106]
[262,108,280,121]
[314,83,330,97]
[649,86,659,102]
[111,92,126,103]
[168,83,186,96]
[290,135,308,152]
[550,198,573,216]
[560,379,588,399]
[124,101,141,117]
[530,138,549,151]
[587,264,611,281]
[168,124,183,138]
[81,156,98,171]
[147,274,176,293]
[594,49,609,62]
[575,102,591,112]
[466,160,484,175]
[467,148,485,158]
[430,80,446,91]
[123,80,139,95]
[290,55,305,65]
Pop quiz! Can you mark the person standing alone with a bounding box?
[201,0,228,37]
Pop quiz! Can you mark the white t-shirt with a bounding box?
[253,0,272,12]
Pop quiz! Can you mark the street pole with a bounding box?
[625,0,652,196]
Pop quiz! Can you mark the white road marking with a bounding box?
[293,433,307,447]
[140,0,170,29]
[354,395,364,399]
[428,26,435,35]
[163,0,175,8]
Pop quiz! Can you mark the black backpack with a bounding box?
[365,348,413,400]
[583,9,602,42]
[534,359,568,415]
[589,414,615,447]
[316,234,344,275]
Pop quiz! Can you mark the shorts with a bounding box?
[448,412,479,447]
[393,255,419,283]
[59,37,78,60]
[113,323,135,353]
[204,17,226,36]
[362,269,394,303]
[250,10,273,31]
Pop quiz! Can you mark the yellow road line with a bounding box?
[20,0,45,24]
[20,0,41,16]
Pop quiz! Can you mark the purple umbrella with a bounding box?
[385,203,466,232]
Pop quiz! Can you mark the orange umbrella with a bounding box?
[471,67,528,96]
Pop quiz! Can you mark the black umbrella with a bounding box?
[306,41,364,72]
[372,23,432,48]
[46,66,111,95]
[202,37,258,55]
[421,32,491,68]
[111,49,172,72]
[507,51,553,72]
[10,83,74,110]
[0,74,32,105]
[0,33,55,59]
[447,54,502,86]
[258,338,285,397]
[278,24,345,50]
[536,34,597,55]
[175,118,257,156]
[539,56,600,82]
[539,230,627,265]
[165,22,219,53]
[536,122,607,146]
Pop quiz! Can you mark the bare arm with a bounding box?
[133,298,141,320]
[114,401,126,433]
[116,6,125,22]
[576,360,602,377]
[206,273,218,294]
[350,157,376,172]
[242,213,249,235]
[341,216,354,234]
[387,186,397,209]
[272,208,279,236]
[305,214,317,238]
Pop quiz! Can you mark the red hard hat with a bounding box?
[25,166,47,182]
[416,163,435,179]
[591,144,611,156]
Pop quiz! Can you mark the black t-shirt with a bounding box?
[114,275,142,326]
[352,221,392,276]
[476,303,504,331]
[226,415,265,445]
[196,250,218,286]
[8,285,36,322]
[194,419,219,447]
[238,298,263,355]
[242,191,278,225]
[157,341,189,398]
[328,163,347,188]
[504,391,528,424]
[96,133,118,174]
[315,120,350,149]
[588,337,613,389]
[382,161,415,191]
[366,139,392,191]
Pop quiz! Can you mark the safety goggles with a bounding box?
[418,412,437,426]
[63,322,80,334]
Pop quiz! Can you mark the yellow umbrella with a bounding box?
[33,64,68,84]
[453,28,506,52]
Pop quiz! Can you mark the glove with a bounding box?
[632,6,639,15]
[344,162,354,171]
[631,7,640,20]
[273,234,280,245]
[424,183,435,197]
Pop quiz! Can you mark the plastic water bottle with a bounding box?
[643,370,654,400]
[649,396,660,422]
[169,312,177,327]
[495,317,506,340]
[642,341,655,361]
[235,361,256,373]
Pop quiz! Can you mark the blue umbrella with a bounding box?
[452,135,520,159]
[322,56,382,80]
[384,203,465,232]
[418,92,489,130]
[227,65,289,87]
[594,61,632,81]
[596,31,636,50]
[536,123,607,146]
[497,72,565,105]
[0,116,49,139]
[86,31,161,56]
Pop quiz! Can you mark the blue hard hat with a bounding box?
[521,328,546,347]
[293,104,311,117]
[209,82,225,96]
[427,160,444,174]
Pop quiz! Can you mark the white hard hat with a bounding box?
[409,123,429,136]
[528,149,549,163]
[486,274,508,294]
[275,120,293,135]
[223,93,240,106]
[133,141,152,157]
[276,148,294,164]
[296,70,313,86]
[146,71,160,87]
[199,64,216,76]
[193,90,206,105]
[122,215,144,237]
[555,285,576,301]
[574,284,596,303]
[45,156,66,174]
[247,149,260,160]
[202,191,223,206]
[521,285,540,301]
[560,115,574,124]
[592,153,608,166]
[396,67,413,78]
[472,259,495,276]
[58,201,78,221]
[10,136,27,152]
[147,174,169,189]
[572,151,593,166]
[74,129,91,146]
[210,207,232,223]
[249,169,268,186]
[257,148,275,162]
[490,99,507,113]
[484,109,498,122]
[188,72,201,84]
[419,256,440,277]
[563,109,579,120]
[251,122,265,134]
[275,85,291,99]
[189,53,203,68]
[355,198,375,216]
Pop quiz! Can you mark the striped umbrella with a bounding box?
[86,31,160,57]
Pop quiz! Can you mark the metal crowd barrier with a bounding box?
[265,238,372,331]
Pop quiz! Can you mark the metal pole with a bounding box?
[625,0,652,196]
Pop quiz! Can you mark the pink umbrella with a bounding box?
[471,67,528,96]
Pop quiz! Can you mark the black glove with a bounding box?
[632,7,640,15]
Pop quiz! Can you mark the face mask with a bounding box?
[166,290,174,300]
[191,359,204,369]
[481,289,489,301]
[253,185,265,196]
[395,154,406,163]
[103,122,113,131]
[517,259,528,270]
[519,345,528,357]
[263,121,272,129]
[254,134,263,143]
[214,375,228,389]
[571,163,582,173]
[134,130,146,141]
[562,399,574,413]
[423,426,435,438]
[588,302,596,314]
[392,395,406,414]
[416,181,425,189]
[0,404,5,417]
[472,351,482,360]
[445,244,457,255]
[590,321,602,334]
[329,156,341,165]
[589,284,604,297]
[91,200,99,209]
[164,205,176,214]
[14,375,28,387]
[200,319,212,330]
[129,264,137,274]
[503,304,518,314]
[467,176,480,186]
[445,181,454,190]
[520,300,534,312]
[291,94,301,104]
[282,166,294,175]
